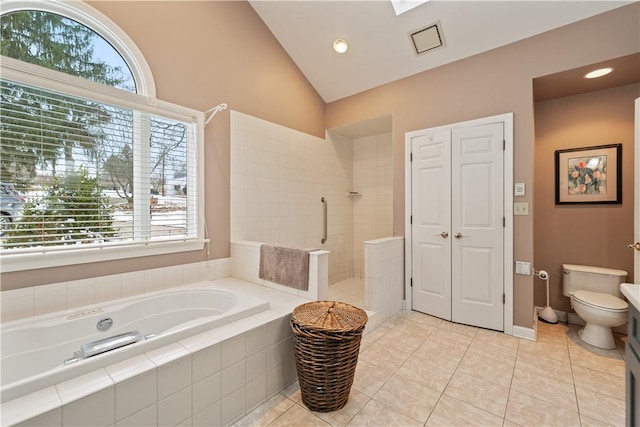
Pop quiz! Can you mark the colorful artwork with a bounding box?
[566,155,606,195]
[555,144,621,204]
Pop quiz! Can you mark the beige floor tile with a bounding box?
[457,350,515,388]
[572,365,625,400]
[388,318,437,338]
[312,389,370,427]
[351,359,395,398]
[346,399,422,427]
[443,371,509,417]
[395,354,454,393]
[579,414,618,427]
[372,375,440,424]
[411,341,467,375]
[567,340,626,378]
[358,341,411,371]
[421,328,474,352]
[510,364,577,410]
[466,340,518,366]
[515,351,574,385]
[537,321,570,337]
[394,311,443,329]
[475,328,521,351]
[505,390,580,427]
[314,390,371,427]
[517,337,570,363]
[234,394,295,427]
[426,394,503,427]
[235,313,630,427]
[279,381,302,403]
[375,328,427,353]
[268,403,330,427]
[575,387,625,427]
[436,320,479,338]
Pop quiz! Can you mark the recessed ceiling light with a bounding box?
[333,38,348,54]
[584,67,613,79]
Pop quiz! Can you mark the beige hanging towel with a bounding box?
[259,245,310,291]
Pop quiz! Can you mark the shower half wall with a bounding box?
[230,111,393,285]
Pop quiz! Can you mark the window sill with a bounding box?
[0,240,208,273]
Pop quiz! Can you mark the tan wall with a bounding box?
[325,4,640,327]
[2,1,639,329]
[534,84,639,313]
[1,1,325,289]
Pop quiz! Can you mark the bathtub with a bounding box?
[1,283,270,403]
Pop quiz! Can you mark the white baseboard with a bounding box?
[512,325,536,341]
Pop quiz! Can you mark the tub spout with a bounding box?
[77,331,144,359]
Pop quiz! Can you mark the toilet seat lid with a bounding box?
[573,290,628,311]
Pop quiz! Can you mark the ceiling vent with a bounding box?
[409,21,445,56]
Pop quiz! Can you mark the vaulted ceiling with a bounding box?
[249,1,636,103]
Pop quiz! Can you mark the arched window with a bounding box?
[0,1,205,272]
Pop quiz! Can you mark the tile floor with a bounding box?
[233,309,627,427]
[327,278,364,309]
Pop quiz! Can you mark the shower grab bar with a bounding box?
[76,330,144,359]
[321,196,327,244]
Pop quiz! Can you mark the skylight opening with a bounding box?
[390,0,429,16]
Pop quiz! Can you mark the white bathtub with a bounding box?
[1,283,269,403]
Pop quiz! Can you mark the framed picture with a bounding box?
[555,143,622,204]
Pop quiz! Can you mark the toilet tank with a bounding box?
[562,264,627,297]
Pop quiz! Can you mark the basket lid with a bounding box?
[292,301,368,332]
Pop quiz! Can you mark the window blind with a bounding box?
[0,78,198,253]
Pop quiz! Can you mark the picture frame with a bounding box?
[555,143,622,205]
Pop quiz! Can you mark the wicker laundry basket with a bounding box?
[290,301,368,412]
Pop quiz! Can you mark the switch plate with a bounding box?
[514,202,529,215]
[515,261,531,275]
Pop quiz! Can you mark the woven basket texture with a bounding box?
[291,301,368,412]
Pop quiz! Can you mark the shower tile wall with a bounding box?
[230,111,354,285]
[230,111,393,285]
[352,133,393,279]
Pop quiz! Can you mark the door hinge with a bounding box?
[410,215,413,224]
[503,140,505,150]
[503,217,505,227]
[410,278,413,287]
[410,152,413,161]
[503,293,506,304]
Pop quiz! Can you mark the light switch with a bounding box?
[514,202,528,215]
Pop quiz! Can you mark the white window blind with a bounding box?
[0,72,202,257]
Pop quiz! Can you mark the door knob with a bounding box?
[454,233,463,239]
[434,231,449,238]
[629,242,640,251]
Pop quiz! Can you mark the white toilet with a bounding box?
[562,264,628,349]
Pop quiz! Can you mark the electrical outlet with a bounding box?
[514,202,529,216]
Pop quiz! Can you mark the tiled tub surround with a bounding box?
[231,241,329,301]
[1,278,306,426]
[1,285,270,402]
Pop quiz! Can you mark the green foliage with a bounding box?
[3,168,117,247]
[0,10,128,184]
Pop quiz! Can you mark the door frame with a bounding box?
[404,112,514,336]
[634,98,639,281]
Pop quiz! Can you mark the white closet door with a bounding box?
[451,123,504,331]
[410,120,505,331]
[411,130,452,321]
